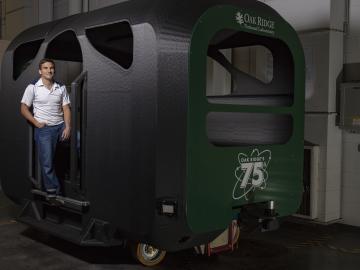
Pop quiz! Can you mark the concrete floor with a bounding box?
[1,192,360,270]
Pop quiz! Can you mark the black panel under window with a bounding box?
[46,31,83,62]
[85,21,133,69]
[13,39,44,80]
[207,112,293,146]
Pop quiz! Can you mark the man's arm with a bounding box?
[61,104,71,141]
[20,103,45,128]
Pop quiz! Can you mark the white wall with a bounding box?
[89,0,129,11]
[340,0,360,227]
[345,0,360,63]
[261,0,331,31]
[0,40,10,81]
[341,133,360,226]
[53,0,68,20]
[266,0,360,227]
[262,0,345,223]
[305,114,342,222]
[1,0,38,40]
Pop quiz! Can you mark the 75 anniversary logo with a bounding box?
[232,149,272,200]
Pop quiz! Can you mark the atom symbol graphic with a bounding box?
[232,149,272,200]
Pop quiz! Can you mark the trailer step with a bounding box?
[18,201,121,247]
[18,215,83,245]
[31,189,90,212]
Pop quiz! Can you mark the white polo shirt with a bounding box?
[21,78,71,126]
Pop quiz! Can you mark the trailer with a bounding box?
[0,0,305,266]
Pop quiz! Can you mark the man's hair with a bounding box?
[38,58,55,70]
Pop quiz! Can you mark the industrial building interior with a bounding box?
[0,0,360,269]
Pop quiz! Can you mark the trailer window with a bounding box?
[13,39,44,80]
[233,45,273,84]
[85,21,133,69]
[207,46,273,97]
[46,31,83,62]
[207,29,294,107]
[205,29,294,146]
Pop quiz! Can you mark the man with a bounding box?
[20,58,71,198]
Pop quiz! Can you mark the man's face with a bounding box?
[39,62,55,80]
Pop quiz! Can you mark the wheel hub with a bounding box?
[142,244,160,260]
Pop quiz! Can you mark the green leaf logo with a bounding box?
[236,12,244,25]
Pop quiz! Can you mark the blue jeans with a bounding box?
[34,123,65,195]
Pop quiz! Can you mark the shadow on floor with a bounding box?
[0,191,21,222]
[1,191,360,270]
[20,227,291,270]
[21,227,135,265]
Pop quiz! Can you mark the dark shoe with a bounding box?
[46,189,57,197]
[46,193,56,199]
[47,196,63,207]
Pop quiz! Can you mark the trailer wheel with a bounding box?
[131,243,166,266]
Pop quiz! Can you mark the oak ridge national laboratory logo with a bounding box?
[235,11,275,35]
[232,149,272,200]
[235,12,245,25]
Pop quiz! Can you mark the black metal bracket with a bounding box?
[31,189,90,212]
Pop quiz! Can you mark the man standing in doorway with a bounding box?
[20,58,71,198]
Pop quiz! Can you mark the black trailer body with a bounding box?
[0,0,305,253]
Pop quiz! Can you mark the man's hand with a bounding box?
[21,103,46,128]
[35,122,46,128]
[62,104,71,141]
[61,126,71,141]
